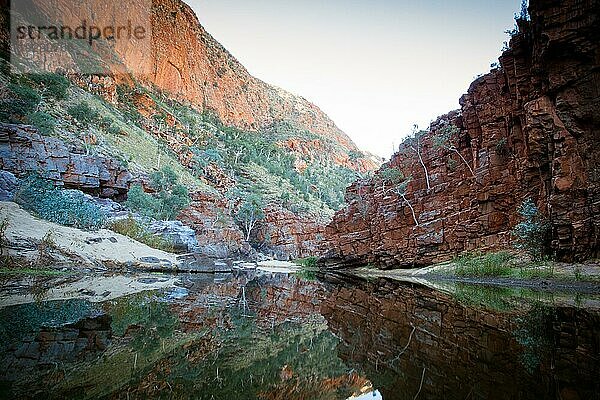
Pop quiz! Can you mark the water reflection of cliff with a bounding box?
[2,272,599,399]
[0,272,370,400]
[320,276,600,400]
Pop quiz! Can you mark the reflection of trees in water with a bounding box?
[1,275,373,399]
[513,303,556,373]
[115,313,360,400]
[106,292,178,356]
[104,279,363,400]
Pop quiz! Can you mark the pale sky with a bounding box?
[187,0,520,158]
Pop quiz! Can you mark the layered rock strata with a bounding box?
[0,123,132,198]
[322,0,600,268]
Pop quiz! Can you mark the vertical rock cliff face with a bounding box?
[322,0,599,268]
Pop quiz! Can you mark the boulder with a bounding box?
[147,220,200,253]
[0,170,19,201]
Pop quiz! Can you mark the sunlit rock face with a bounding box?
[320,277,600,400]
[143,0,377,170]
[322,0,600,268]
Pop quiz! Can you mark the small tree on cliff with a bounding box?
[235,193,266,242]
[379,166,419,226]
[512,198,550,260]
[433,124,475,177]
[405,125,431,191]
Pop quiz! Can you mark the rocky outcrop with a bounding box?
[147,220,200,253]
[0,124,132,199]
[322,0,600,268]
[180,193,329,260]
[0,170,18,201]
[177,192,250,258]
[256,205,326,260]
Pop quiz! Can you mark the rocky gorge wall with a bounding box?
[0,121,326,260]
[2,0,382,261]
[4,0,377,170]
[255,205,327,260]
[321,0,600,268]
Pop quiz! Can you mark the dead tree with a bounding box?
[379,167,420,226]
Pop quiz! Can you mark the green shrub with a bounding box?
[1,83,41,120]
[106,123,122,135]
[26,111,56,135]
[150,166,178,191]
[110,217,174,252]
[67,102,98,125]
[512,198,549,260]
[379,165,404,184]
[454,251,514,277]
[295,256,318,269]
[124,184,155,218]
[100,116,113,126]
[15,175,106,230]
[125,166,191,221]
[28,73,70,99]
[294,257,319,281]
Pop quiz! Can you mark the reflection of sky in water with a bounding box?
[350,390,383,400]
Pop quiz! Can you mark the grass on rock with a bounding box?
[454,251,514,277]
[109,217,175,253]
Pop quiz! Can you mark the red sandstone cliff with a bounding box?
[148,0,358,151]
[321,0,600,268]
[12,0,376,170]
[2,0,382,260]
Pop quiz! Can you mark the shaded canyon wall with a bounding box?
[322,0,599,268]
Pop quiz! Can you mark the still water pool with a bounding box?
[0,270,598,399]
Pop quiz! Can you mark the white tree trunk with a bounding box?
[400,193,419,226]
[448,146,475,177]
[411,139,430,190]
